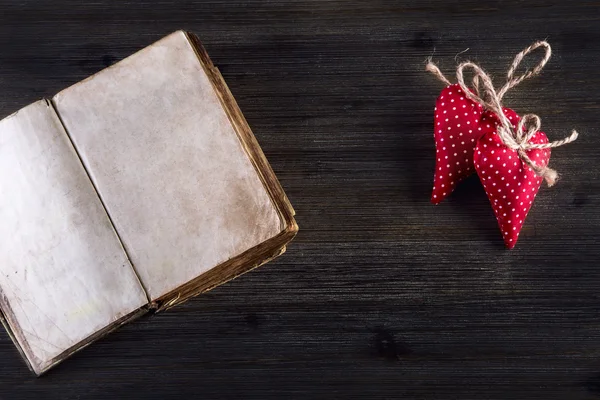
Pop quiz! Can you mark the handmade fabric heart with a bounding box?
[431,84,522,204]
[431,84,483,203]
[427,41,578,249]
[473,111,551,249]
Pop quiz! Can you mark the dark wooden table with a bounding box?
[1,1,599,398]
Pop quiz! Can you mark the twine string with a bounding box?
[497,41,552,100]
[426,41,578,187]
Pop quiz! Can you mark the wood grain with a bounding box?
[0,0,599,398]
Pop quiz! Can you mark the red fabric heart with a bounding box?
[431,85,523,204]
[431,84,483,204]
[473,111,551,248]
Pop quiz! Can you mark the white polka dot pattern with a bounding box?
[432,84,484,204]
[473,111,551,249]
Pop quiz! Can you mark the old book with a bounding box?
[0,31,297,375]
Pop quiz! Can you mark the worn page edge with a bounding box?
[151,32,298,309]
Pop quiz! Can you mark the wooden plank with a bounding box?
[0,0,599,398]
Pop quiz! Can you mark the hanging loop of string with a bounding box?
[425,41,578,187]
[497,41,552,100]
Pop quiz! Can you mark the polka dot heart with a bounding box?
[427,41,579,249]
[473,112,551,249]
[432,84,483,204]
[431,84,522,204]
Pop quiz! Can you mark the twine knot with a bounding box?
[426,41,578,187]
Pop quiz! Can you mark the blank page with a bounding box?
[53,31,283,301]
[0,101,148,375]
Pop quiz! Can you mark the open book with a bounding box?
[0,31,297,375]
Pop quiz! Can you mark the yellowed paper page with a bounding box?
[53,31,283,300]
[0,100,148,375]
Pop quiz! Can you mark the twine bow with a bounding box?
[426,41,578,186]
